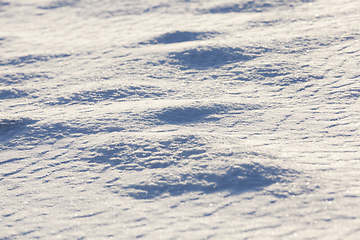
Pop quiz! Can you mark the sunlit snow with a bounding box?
[1,0,360,239]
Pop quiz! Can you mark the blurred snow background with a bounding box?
[1,0,360,239]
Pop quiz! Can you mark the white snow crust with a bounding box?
[1,0,360,239]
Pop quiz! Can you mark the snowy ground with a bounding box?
[1,0,360,239]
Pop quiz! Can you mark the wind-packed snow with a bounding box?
[1,0,360,239]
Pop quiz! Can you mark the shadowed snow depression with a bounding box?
[1,0,360,239]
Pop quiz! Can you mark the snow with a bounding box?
[1,0,360,239]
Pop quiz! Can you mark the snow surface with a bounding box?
[1,0,360,239]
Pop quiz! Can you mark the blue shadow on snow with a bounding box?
[168,47,255,69]
[198,0,315,14]
[140,31,219,45]
[156,103,261,124]
[125,163,297,199]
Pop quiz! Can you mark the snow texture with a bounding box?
[1,0,360,239]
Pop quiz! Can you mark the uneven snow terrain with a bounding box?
[1,0,360,239]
